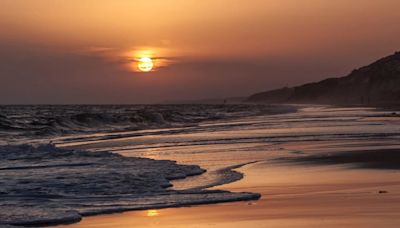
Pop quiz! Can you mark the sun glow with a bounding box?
[146,210,159,217]
[137,57,154,72]
[125,48,171,72]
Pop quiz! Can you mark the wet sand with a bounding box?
[59,160,400,228]
[55,107,400,227]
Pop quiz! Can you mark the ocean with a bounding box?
[1,104,399,226]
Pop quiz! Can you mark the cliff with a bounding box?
[247,52,400,106]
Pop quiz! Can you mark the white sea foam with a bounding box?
[4,105,397,227]
[0,144,259,227]
[0,104,295,226]
[0,104,296,145]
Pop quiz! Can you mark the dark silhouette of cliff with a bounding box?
[247,52,400,106]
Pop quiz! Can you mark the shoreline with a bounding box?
[3,106,399,228]
[56,162,262,228]
[0,145,259,227]
[59,157,400,228]
[66,162,262,226]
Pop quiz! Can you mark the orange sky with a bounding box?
[1,0,400,103]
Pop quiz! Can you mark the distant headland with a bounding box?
[247,52,400,106]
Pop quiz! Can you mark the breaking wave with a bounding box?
[0,104,295,143]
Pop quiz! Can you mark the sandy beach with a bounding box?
[52,107,400,228]
[2,106,400,227]
[59,158,400,228]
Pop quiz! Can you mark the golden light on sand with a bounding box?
[137,57,154,72]
[146,210,159,217]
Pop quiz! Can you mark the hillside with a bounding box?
[247,52,400,106]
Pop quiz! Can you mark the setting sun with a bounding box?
[137,57,154,72]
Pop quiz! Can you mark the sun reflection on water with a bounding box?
[146,209,160,217]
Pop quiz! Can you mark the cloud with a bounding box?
[82,46,117,54]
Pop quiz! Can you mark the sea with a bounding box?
[1,104,399,226]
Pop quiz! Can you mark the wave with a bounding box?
[0,144,260,227]
[0,104,296,142]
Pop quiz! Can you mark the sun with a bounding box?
[137,57,154,72]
